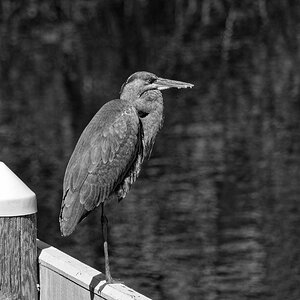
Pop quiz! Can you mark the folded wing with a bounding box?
[59,101,143,236]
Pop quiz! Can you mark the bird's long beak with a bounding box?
[154,77,194,90]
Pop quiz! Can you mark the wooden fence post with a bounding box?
[0,162,38,299]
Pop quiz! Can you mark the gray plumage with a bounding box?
[59,71,193,237]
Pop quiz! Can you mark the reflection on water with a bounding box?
[41,73,300,300]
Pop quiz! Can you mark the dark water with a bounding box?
[35,67,300,300]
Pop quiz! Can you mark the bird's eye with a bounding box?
[148,77,156,84]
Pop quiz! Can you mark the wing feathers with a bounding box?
[60,102,142,236]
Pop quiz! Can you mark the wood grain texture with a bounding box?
[0,214,37,300]
[0,290,13,300]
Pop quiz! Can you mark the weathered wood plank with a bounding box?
[0,290,14,300]
[39,266,105,300]
[0,215,38,300]
[37,239,151,300]
[0,162,38,299]
[21,214,38,298]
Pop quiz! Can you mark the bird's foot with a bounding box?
[97,276,124,294]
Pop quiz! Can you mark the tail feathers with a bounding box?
[59,190,88,236]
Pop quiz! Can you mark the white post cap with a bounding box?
[0,162,37,216]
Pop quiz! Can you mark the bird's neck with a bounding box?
[120,84,139,102]
[138,100,164,158]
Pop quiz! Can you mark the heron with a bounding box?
[59,71,193,283]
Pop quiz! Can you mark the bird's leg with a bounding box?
[101,202,113,284]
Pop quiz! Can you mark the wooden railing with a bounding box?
[0,162,151,300]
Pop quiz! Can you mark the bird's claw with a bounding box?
[97,277,124,294]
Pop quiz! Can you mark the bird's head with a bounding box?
[120,71,193,103]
